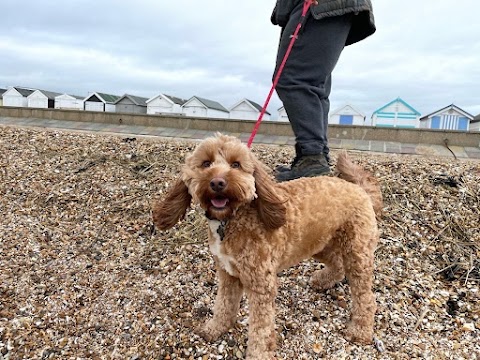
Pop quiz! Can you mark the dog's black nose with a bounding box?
[210,177,226,192]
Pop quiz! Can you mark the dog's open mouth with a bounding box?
[211,196,229,209]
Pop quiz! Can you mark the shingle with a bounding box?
[38,90,63,100]
[246,98,271,115]
[14,87,36,97]
[164,94,187,105]
[97,93,121,104]
[127,95,149,106]
[195,96,228,112]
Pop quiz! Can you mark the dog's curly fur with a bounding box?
[153,134,382,359]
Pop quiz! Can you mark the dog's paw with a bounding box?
[343,322,373,345]
[310,269,344,291]
[195,320,227,342]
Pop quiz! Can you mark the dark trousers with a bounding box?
[274,4,353,157]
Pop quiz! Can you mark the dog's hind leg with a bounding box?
[196,267,243,342]
[342,225,377,344]
[310,238,345,290]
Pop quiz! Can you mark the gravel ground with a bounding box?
[0,126,479,360]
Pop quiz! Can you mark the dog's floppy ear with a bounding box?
[253,160,286,230]
[152,177,192,230]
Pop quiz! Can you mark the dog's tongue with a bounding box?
[211,197,228,208]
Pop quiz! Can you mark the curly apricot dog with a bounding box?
[153,134,382,359]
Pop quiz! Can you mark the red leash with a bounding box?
[247,0,315,148]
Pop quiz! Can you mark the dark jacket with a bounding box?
[271,0,376,46]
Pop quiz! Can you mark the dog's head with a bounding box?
[152,134,286,231]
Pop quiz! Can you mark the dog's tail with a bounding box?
[336,151,383,218]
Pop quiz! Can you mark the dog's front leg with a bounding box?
[244,276,277,360]
[196,265,243,342]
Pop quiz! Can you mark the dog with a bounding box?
[152,134,382,359]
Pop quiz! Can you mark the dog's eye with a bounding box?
[202,160,212,168]
[231,161,240,169]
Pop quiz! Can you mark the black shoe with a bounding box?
[275,154,330,182]
[277,152,332,172]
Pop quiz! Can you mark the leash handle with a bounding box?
[247,0,315,148]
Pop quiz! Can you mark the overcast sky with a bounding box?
[1,0,479,119]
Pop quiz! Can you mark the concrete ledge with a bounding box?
[0,106,478,147]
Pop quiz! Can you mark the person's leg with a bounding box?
[274,5,352,180]
[322,75,332,164]
[277,74,332,173]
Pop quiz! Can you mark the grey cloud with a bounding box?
[1,0,479,118]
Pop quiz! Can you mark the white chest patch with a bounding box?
[208,220,236,276]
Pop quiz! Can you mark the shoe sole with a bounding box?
[275,165,290,173]
[275,166,330,182]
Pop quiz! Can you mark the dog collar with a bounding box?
[205,212,228,241]
[216,220,227,241]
